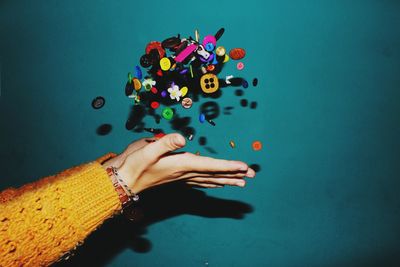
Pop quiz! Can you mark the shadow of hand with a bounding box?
[54,183,253,266]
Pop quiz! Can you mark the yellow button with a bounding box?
[160,57,171,71]
[223,54,230,63]
[216,46,226,57]
[200,73,219,94]
[180,86,188,97]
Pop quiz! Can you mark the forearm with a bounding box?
[0,154,122,266]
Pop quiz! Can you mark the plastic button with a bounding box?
[229,48,246,60]
[133,78,142,91]
[181,97,193,109]
[162,107,174,120]
[200,73,219,94]
[252,141,262,151]
[199,113,206,123]
[150,101,160,109]
[160,57,171,71]
[92,96,105,109]
[216,46,226,57]
[180,86,188,97]
[237,62,244,70]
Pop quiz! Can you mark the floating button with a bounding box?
[216,46,226,57]
[223,54,230,63]
[181,97,193,109]
[92,96,105,109]
[253,78,258,87]
[199,113,206,123]
[200,73,219,94]
[133,78,142,91]
[229,48,246,60]
[252,141,262,151]
[162,107,174,120]
[160,57,171,71]
[151,101,160,109]
[135,66,142,79]
[229,140,236,148]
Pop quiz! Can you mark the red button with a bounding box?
[151,87,158,94]
[150,101,160,109]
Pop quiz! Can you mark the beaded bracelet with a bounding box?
[106,166,139,211]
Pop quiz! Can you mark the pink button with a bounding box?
[237,62,245,70]
[203,35,217,47]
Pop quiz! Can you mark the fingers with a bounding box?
[185,181,224,188]
[123,137,158,155]
[180,153,248,173]
[179,168,255,179]
[141,133,186,163]
[187,177,246,187]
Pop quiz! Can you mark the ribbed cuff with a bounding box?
[69,161,122,233]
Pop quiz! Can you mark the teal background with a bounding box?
[1,0,400,266]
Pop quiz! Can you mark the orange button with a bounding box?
[252,141,262,151]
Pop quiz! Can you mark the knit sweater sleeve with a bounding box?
[0,153,122,266]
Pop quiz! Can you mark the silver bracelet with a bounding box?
[110,166,139,202]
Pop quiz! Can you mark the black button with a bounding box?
[92,96,105,109]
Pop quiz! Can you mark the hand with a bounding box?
[102,133,256,194]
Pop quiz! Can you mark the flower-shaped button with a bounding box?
[167,84,182,101]
[142,78,156,91]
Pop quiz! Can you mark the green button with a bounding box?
[162,107,174,120]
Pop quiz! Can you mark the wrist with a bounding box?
[104,165,139,211]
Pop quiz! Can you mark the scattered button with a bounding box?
[203,35,217,47]
[162,107,174,120]
[151,87,158,94]
[216,46,226,57]
[237,62,244,70]
[229,48,246,60]
[180,86,188,97]
[133,78,142,91]
[162,36,181,49]
[151,101,160,109]
[146,41,165,58]
[181,97,193,109]
[200,73,219,94]
[206,64,215,72]
[142,78,156,91]
[199,113,206,123]
[223,54,230,63]
[229,140,236,148]
[140,54,152,68]
[252,141,262,151]
[160,57,171,71]
[92,96,105,109]
[252,78,258,87]
[135,66,142,79]
[161,90,168,97]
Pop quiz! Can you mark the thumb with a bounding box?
[142,133,186,162]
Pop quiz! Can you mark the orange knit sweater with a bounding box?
[0,153,122,266]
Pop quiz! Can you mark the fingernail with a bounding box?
[237,181,245,187]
